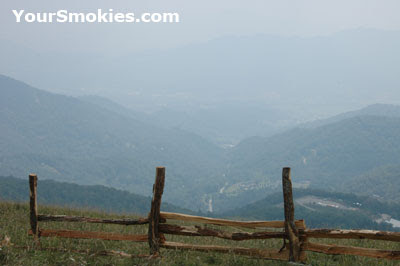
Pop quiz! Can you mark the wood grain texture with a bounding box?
[148,167,166,255]
[282,167,300,262]
[303,242,400,260]
[160,212,305,229]
[28,229,148,242]
[299,220,308,262]
[161,241,289,260]
[38,214,148,225]
[303,229,400,242]
[29,174,38,241]
[159,223,286,240]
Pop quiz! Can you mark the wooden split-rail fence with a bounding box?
[28,167,400,263]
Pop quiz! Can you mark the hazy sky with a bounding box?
[1,0,400,54]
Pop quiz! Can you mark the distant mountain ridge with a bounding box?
[2,74,400,213]
[228,115,400,184]
[78,94,293,146]
[211,114,400,211]
[302,103,400,129]
[2,29,400,144]
[0,74,224,211]
[1,29,399,114]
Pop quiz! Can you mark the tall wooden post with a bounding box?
[148,167,166,256]
[282,167,300,262]
[29,174,39,242]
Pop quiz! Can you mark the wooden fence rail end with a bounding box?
[303,242,400,260]
[303,229,400,242]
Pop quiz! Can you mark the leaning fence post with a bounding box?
[29,174,39,242]
[282,167,300,262]
[148,167,166,256]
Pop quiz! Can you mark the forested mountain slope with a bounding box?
[211,115,400,211]
[2,74,400,213]
[222,189,400,230]
[0,175,193,214]
[0,75,224,210]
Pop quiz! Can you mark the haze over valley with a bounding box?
[4,3,400,265]
[1,7,400,229]
[2,71,400,229]
[1,29,400,145]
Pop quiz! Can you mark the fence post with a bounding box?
[299,220,308,262]
[29,174,39,242]
[282,167,300,262]
[148,167,166,256]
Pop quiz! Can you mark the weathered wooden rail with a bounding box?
[37,214,149,225]
[28,167,400,263]
[28,173,151,246]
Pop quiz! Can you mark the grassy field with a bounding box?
[1,201,400,265]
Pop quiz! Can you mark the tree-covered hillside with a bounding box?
[2,175,399,231]
[222,189,400,231]
[0,175,192,214]
[0,74,224,211]
[2,74,400,214]
[341,164,400,202]
[216,115,400,211]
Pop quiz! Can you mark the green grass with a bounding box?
[1,201,400,265]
